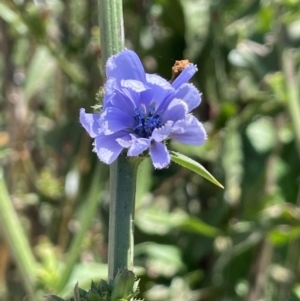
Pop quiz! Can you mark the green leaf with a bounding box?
[136,207,221,238]
[134,242,185,277]
[43,295,66,301]
[24,46,56,102]
[179,216,221,237]
[87,292,102,301]
[170,151,224,189]
[73,283,81,301]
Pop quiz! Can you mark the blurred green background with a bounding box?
[1,0,300,300]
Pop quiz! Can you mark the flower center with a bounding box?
[134,105,162,138]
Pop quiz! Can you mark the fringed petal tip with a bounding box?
[172,64,198,90]
[171,116,207,146]
[79,108,102,138]
[174,83,202,112]
[93,134,124,164]
[149,141,171,169]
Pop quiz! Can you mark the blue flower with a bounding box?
[80,49,206,169]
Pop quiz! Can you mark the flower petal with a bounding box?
[121,79,148,93]
[170,115,207,145]
[110,89,136,117]
[162,98,188,123]
[149,141,170,169]
[146,74,174,108]
[128,137,151,156]
[173,83,201,112]
[102,107,134,134]
[79,108,102,138]
[116,134,132,148]
[117,134,151,156]
[106,49,146,83]
[120,79,153,108]
[93,132,125,164]
[103,78,116,108]
[151,121,173,142]
[171,64,198,90]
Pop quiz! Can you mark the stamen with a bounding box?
[133,106,162,138]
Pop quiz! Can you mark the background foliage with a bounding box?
[0,0,300,300]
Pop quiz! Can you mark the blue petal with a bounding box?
[146,74,174,108]
[121,79,148,92]
[103,78,117,109]
[149,141,170,169]
[106,49,146,83]
[93,132,125,164]
[116,134,132,148]
[117,134,150,156]
[171,64,198,90]
[173,83,201,112]
[120,79,153,108]
[102,107,134,134]
[170,115,207,145]
[127,137,150,156]
[162,98,188,123]
[110,89,136,117]
[151,121,173,142]
[79,108,102,138]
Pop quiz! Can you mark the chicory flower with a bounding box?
[80,49,206,169]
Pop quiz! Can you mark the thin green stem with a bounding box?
[98,0,124,72]
[0,169,38,301]
[98,0,140,280]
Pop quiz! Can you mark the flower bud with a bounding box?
[111,269,136,300]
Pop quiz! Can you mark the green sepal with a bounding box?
[110,269,136,301]
[91,104,103,112]
[87,292,102,301]
[95,86,105,105]
[97,279,111,296]
[64,269,140,301]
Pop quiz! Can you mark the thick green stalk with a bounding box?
[0,169,38,301]
[108,157,141,278]
[98,0,140,279]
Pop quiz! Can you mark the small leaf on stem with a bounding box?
[170,151,224,189]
